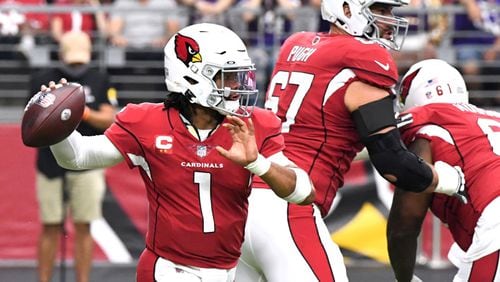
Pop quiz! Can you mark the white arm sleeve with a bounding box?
[267,151,296,167]
[50,131,124,170]
[267,151,313,204]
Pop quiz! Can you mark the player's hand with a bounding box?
[27,78,69,109]
[216,115,258,167]
[434,161,468,204]
[40,78,68,92]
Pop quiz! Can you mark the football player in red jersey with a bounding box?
[236,0,468,281]
[43,23,315,282]
[388,59,500,282]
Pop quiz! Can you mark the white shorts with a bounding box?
[36,169,106,223]
[448,197,500,282]
[236,189,348,282]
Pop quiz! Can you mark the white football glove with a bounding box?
[434,161,468,204]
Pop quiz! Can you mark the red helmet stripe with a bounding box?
[399,68,420,104]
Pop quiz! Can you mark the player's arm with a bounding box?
[216,115,315,205]
[50,131,124,170]
[344,81,464,197]
[387,138,433,282]
[261,151,316,205]
[41,79,124,170]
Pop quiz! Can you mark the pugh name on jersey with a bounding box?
[286,46,317,62]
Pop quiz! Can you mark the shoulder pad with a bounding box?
[116,103,161,125]
[344,38,398,88]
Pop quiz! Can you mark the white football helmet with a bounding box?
[164,23,258,117]
[321,0,409,50]
[398,59,469,111]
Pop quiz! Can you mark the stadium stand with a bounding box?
[0,4,498,110]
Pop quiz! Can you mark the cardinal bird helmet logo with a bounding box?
[174,33,202,67]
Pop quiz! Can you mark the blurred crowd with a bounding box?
[0,0,499,107]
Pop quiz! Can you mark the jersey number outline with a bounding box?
[194,171,215,233]
[477,118,500,156]
[265,71,314,133]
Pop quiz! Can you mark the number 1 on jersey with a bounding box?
[194,171,215,233]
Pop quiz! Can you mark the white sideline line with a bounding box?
[91,218,133,263]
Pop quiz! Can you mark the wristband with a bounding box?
[82,107,90,121]
[244,154,271,176]
[284,168,312,204]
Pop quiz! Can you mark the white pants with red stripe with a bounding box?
[235,189,348,282]
[448,197,500,282]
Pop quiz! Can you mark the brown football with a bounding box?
[21,83,85,147]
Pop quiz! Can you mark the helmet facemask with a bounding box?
[205,65,258,117]
[363,7,408,50]
[321,0,409,50]
[360,1,409,50]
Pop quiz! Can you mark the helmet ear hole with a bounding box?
[342,2,350,17]
[184,76,199,85]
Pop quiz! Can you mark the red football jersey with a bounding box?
[261,32,398,216]
[105,103,284,269]
[52,0,96,37]
[400,103,500,250]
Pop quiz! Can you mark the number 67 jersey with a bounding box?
[264,31,399,217]
[399,103,500,250]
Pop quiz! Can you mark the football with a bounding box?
[21,83,85,147]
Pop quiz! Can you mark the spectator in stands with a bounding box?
[108,0,180,49]
[180,0,235,25]
[227,0,302,106]
[29,31,116,282]
[50,0,107,43]
[390,0,448,73]
[239,0,300,48]
[0,0,49,59]
[452,0,500,106]
[307,0,331,31]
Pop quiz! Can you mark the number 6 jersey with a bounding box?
[399,103,500,250]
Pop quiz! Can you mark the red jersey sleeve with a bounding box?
[104,103,153,169]
[342,38,398,89]
[250,107,285,157]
